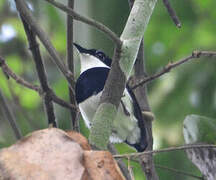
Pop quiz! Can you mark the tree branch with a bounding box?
[0,89,22,139]
[127,1,158,179]
[43,0,122,47]
[50,92,78,111]
[21,17,57,127]
[0,56,42,93]
[131,50,216,90]
[113,144,216,158]
[0,56,77,111]
[14,0,75,89]
[89,0,158,150]
[162,0,181,28]
[66,0,79,131]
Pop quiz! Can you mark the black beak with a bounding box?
[73,43,87,53]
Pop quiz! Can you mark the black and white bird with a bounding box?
[74,43,148,152]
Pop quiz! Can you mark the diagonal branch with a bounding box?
[131,50,216,90]
[0,89,22,139]
[50,91,78,110]
[43,0,122,47]
[114,144,216,158]
[162,0,181,28]
[21,17,57,127]
[155,164,204,180]
[0,56,41,93]
[0,56,77,111]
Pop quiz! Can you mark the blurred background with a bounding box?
[0,0,216,179]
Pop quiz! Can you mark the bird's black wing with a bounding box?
[75,67,110,104]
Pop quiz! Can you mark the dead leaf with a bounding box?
[84,151,125,180]
[0,128,84,180]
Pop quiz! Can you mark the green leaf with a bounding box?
[183,114,216,144]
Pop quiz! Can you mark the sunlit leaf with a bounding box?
[183,114,216,144]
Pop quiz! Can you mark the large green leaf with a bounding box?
[183,114,216,144]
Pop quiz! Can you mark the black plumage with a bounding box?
[75,67,109,104]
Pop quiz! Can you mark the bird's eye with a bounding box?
[95,51,105,60]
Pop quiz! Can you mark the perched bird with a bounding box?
[74,43,148,152]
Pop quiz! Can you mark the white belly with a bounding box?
[79,90,140,144]
[79,92,102,128]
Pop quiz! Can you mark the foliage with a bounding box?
[183,114,216,144]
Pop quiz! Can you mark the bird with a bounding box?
[74,43,148,152]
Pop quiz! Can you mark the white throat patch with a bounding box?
[80,53,109,73]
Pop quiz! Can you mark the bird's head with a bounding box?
[73,43,112,73]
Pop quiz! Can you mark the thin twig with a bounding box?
[155,164,204,180]
[131,50,216,90]
[67,0,79,131]
[0,56,42,93]
[127,153,204,180]
[162,0,181,28]
[113,144,216,158]
[43,0,122,47]
[50,91,78,110]
[0,89,22,139]
[14,0,75,89]
[21,17,57,127]
[0,56,77,111]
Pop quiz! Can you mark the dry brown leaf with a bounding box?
[0,128,84,180]
[84,151,125,180]
[0,128,125,180]
[66,130,91,150]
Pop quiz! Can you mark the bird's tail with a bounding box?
[126,84,148,152]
